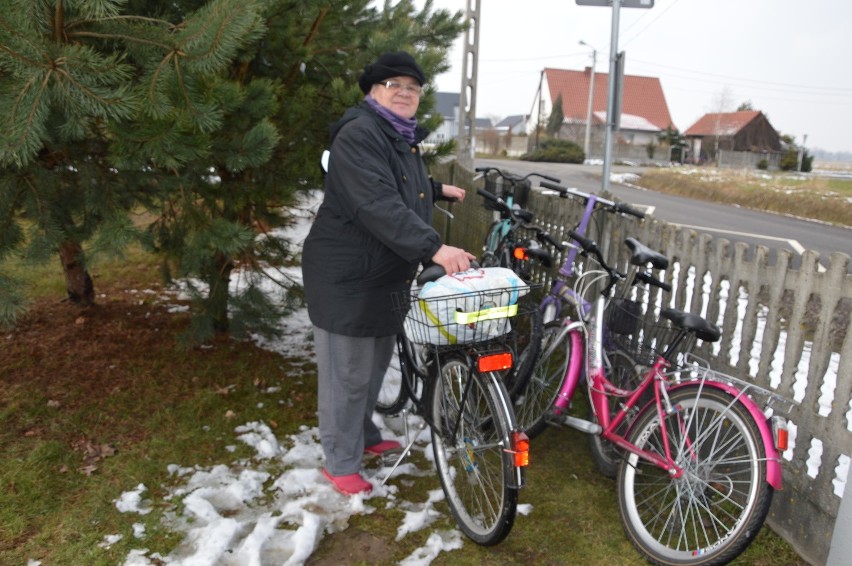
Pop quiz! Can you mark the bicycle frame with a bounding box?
[551,294,785,488]
[536,183,642,323]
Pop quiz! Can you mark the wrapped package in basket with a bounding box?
[405,267,529,345]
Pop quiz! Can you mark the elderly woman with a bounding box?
[301,51,474,495]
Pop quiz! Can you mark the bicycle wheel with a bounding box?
[587,349,644,478]
[480,221,504,268]
[617,384,773,565]
[502,306,544,401]
[376,335,426,415]
[513,320,575,438]
[430,354,518,545]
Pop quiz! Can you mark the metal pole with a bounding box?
[456,0,480,169]
[580,41,596,161]
[601,0,621,193]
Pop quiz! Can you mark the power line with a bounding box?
[630,58,852,94]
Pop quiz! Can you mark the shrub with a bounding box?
[757,159,768,170]
[521,139,584,163]
[779,149,799,171]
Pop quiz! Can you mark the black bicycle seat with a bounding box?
[660,308,721,343]
[625,237,669,270]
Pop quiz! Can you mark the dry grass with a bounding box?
[637,167,852,227]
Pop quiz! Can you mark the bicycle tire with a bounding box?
[617,384,773,565]
[480,220,505,267]
[429,354,518,545]
[376,335,426,415]
[512,320,576,438]
[502,306,544,400]
[587,349,644,478]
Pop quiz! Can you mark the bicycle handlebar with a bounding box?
[635,271,673,293]
[539,181,645,220]
[475,166,561,184]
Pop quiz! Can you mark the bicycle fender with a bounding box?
[669,381,783,490]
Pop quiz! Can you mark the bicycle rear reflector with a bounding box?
[771,416,789,451]
[509,430,530,467]
[477,352,513,373]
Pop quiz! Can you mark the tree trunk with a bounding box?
[58,241,94,307]
[208,251,233,333]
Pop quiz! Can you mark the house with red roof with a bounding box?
[683,110,782,164]
[530,67,675,158]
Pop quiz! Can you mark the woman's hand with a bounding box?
[441,184,466,202]
[431,244,476,275]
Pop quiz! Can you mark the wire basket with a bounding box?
[482,175,531,211]
[604,297,696,366]
[392,284,539,347]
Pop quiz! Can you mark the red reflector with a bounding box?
[771,416,789,452]
[478,352,513,373]
[776,428,789,452]
[513,247,529,261]
[512,430,530,467]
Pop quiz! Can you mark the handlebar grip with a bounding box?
[539,180,568,194]
[567,230,596,253]
[541,232,565,251]
[540,174,562,183]
[635,271,673,293]
[476,187,502,204]
[614,202,646,219]
[417,261,481,286]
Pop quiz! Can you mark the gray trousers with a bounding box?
[313,326,396,476]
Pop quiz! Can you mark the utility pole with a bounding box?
[579,41,597,161]
[797,133,808,172]
[456,0,480,170]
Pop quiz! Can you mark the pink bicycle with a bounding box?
[526,230,792,565]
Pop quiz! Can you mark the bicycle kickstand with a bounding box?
[379,409,426,486]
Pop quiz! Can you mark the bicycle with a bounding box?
[519,229,793,565]
[475,166,560,275]
[379,264,539,545]
[510,180,670,449]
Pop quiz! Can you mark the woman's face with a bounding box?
[370,75,421,119]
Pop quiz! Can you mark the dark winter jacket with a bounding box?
[301,102,443,337]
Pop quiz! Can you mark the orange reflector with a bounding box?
[477,352,513,373]
[513,247,529,261]
[512,430,530,467]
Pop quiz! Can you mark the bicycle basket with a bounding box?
[605,298,695,366]
[392,269,532,346]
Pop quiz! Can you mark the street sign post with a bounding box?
[576,0,653,192]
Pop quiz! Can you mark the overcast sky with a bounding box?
[416,0,852,154]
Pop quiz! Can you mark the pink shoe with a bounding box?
[322,468,372,495]
[364,440,402,456]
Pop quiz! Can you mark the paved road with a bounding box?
[475,158,852,272]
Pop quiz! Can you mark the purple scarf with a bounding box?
[365,95,417,144]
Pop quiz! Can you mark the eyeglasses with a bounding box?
[379,80,423,97]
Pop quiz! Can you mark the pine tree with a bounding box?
[0,0,465,345]
[546,94,565,138]
[0,1,141,313]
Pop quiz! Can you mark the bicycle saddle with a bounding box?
[660,308,722,343]
[625,237,669,269]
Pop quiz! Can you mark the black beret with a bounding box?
[358,51,427,94]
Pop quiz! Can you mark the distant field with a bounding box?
[636,167,852,227]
